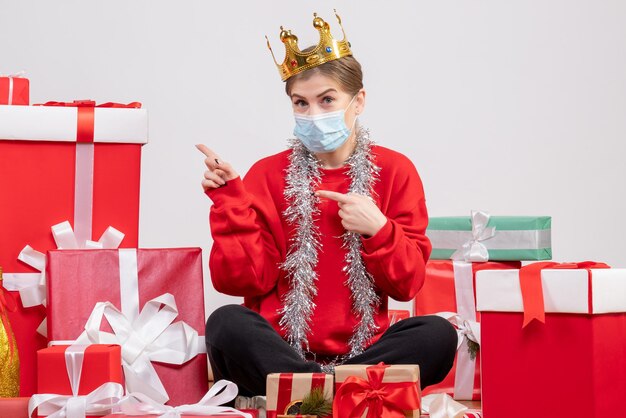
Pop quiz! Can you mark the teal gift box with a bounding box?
[426,211,552,261]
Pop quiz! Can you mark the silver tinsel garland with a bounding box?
[279,126,381,362]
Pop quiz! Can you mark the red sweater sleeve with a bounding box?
[359,148,431,301]
[205,160,284,297]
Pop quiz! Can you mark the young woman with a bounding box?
[198,12,457,396]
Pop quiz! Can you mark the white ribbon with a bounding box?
[2,221,124,336]
[436,261,481,400]
[451,210,496,262]
[117,380,253,418]
[72,293,206,404]
[28,344,124,418]
[421,394,470,418]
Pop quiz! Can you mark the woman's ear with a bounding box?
[356,88,366,115]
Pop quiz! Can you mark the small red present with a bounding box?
[334,363,421,418]
[476,262,626,418]
[413,260,519,400]
[31,344,123,417]
[266,373,333,418]
[46,247,208,406]
[0,74,29,105]
[0,397,30,418]
[0,100,147,396]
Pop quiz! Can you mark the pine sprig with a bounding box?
[467,339,480,360]
[299,387,332,417]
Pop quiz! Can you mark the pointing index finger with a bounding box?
[195,144,216,158]
[316,190,351,203]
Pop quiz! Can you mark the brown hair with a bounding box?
[285,47,363,96]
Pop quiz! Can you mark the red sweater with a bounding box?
[206,145,431,356]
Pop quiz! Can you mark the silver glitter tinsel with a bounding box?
[279,138,323,358]
[342,127,381,359]
[279,126,381,361]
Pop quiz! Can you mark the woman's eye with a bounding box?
[294,99,308,107]
[322,96,335,104]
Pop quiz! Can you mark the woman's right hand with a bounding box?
[196,144,240,191]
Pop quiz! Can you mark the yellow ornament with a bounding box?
[0,267,20,397]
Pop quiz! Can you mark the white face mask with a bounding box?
[293,95,357,153]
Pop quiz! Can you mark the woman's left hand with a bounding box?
[316,190,387,237]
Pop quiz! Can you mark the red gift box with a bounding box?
[413,260,519,400]
[37,344,123,394]
[46,247,208,406]
[0,101,147,397]
[476,263,626,418]
[266,373,333,418]
[0,398,30,418]
[334,363,421,418]
[35,344,123,417]
[0,75,29,105]
[388,309,410,325]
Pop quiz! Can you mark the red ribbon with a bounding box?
[333,363,420,418]
[520,261,610,327]
[34,100,142,143]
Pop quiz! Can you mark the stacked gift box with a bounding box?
[413,210,552,402]
[0,74,239,417]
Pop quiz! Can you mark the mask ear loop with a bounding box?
[347,94,360,132]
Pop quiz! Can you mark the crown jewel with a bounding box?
[266,10,353,81]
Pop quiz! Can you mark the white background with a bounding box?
[2,0,625,315]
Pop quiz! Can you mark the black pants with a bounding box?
[205,304,458,396]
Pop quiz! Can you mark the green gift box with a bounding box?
[427,211,552,261]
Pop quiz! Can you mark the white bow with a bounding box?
[437,312,481,348]
[72,293,205,404]
[117,380,253,418]
[28,344,124,418]
[421,393,471,418]
[451,210,495,262]
[29,383,124,418]
[2,221,124,336]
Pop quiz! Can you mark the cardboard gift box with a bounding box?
[46,247,208,406]
[33,344,123,417]
[334,364,421,418]
[476,262,626,418]
[413,260,520,400]
[427,211,551,261]
[266,373,333,418]
[0,75,29,105]
[0,101,147,396]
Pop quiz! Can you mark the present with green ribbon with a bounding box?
[427,210,552,261]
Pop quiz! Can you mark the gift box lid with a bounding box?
[476,268,626,314]
[0,104,148,144]
[334,364,420,383]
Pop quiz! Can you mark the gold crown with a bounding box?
[266,10,353,81]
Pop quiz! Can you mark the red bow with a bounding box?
[333,363,420,418]
[520,261,610,327]
[34,100,141,143]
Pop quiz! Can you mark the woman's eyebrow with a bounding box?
[291,88,337,100]
[316,88,337,97]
